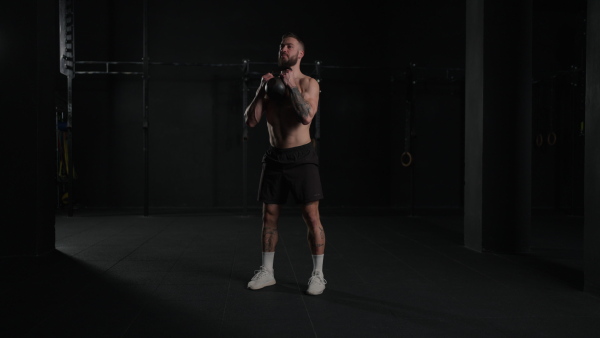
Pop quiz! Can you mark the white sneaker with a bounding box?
[247,266,276,290]
[306,271,327,295]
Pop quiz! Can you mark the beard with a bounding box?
[278,53,299,69]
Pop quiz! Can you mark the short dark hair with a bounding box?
[281,32,305,51]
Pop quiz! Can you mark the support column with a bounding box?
[0,0,57,257]
[464,0,532,252]
[584,0,600,296]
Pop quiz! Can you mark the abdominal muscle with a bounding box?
[265,99,311,149]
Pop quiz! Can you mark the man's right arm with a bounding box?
[244,74,273,127]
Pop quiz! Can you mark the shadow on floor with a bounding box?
[1,250,226,336]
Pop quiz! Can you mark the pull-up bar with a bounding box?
[73,60,342,76]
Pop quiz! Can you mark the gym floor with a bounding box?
[2,208,598,337]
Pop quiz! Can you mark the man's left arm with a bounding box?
[289,78,320,125]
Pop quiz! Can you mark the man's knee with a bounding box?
[302,204,321,228]
[304,214,320,229]
[263,204,280,226]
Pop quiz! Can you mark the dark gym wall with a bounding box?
[0,0,589,256]
[1,0,57,256]
[532,0,586,213]
[584,0,600,297]
[390,2,467,212]
[63,1,466,212]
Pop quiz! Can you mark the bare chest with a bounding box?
[265,98,297,125]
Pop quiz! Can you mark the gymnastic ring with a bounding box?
[547,132,557,146]
[535,134,543,147]
[401,151,413,167]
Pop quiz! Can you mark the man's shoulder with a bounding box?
[299,75,319,88]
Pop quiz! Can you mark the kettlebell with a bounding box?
[266,77,286,99]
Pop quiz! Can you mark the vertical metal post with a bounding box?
[405,63,416,217]
[55,109,60,209]
[142,0,150,216]
[314,61,322,155]
[242,60,249,215]
[59,0,76,217]
[67,75,74,217]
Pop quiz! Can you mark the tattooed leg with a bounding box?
[262,226,278,252]
[302,201,325,255]
[307,227,326,255]
[262,203,280,252]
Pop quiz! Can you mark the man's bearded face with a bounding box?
[278,50,299,68]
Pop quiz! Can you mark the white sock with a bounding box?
[312,254,324,274]
[262,252,275,271]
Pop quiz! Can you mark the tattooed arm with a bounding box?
[281,70,320,125]
[288,85,312,125]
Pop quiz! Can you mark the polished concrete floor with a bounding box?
[2,208,598,337]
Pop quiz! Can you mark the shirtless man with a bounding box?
[244,33,326,295]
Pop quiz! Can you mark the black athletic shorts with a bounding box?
[257,142,323,204]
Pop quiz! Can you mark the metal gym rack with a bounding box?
[59,0,326,216]
[58,1,462,217]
